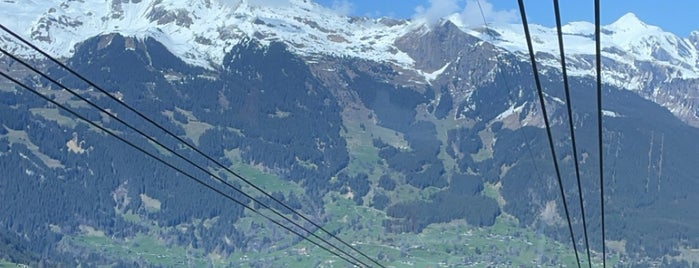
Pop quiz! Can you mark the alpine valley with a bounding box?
[2,0,699,267]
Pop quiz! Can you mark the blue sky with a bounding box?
[314,0,699,37]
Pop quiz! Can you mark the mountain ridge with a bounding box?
[4,0,699,127]
[3,0,698,75]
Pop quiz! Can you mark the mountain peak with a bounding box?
[609,12,648,31]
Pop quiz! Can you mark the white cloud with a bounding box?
[413,0,517,27]
[413,0,460,26]
[460,0,517,27]
[363,10,384,18]
[330,0,354,16]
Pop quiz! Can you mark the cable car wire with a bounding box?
[0,69,363,268]
[0,24,384,268]
[474,0,546,215]
[552,0,593,266]
[517,1,581,267]
[594,0,607,266]
[0,47,373,267]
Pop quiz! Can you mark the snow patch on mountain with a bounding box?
[422,62,451,83]
[495,102,526,121]
[603,110,622,118]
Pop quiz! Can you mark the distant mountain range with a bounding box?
[2,0,699,266]
[4,0,699,127]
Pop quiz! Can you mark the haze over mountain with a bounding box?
[2,0,699,266]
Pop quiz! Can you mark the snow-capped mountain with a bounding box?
[0,0,417,68]
[464,12,699,126]
[2,0,699,125]
[476,13,699,82]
